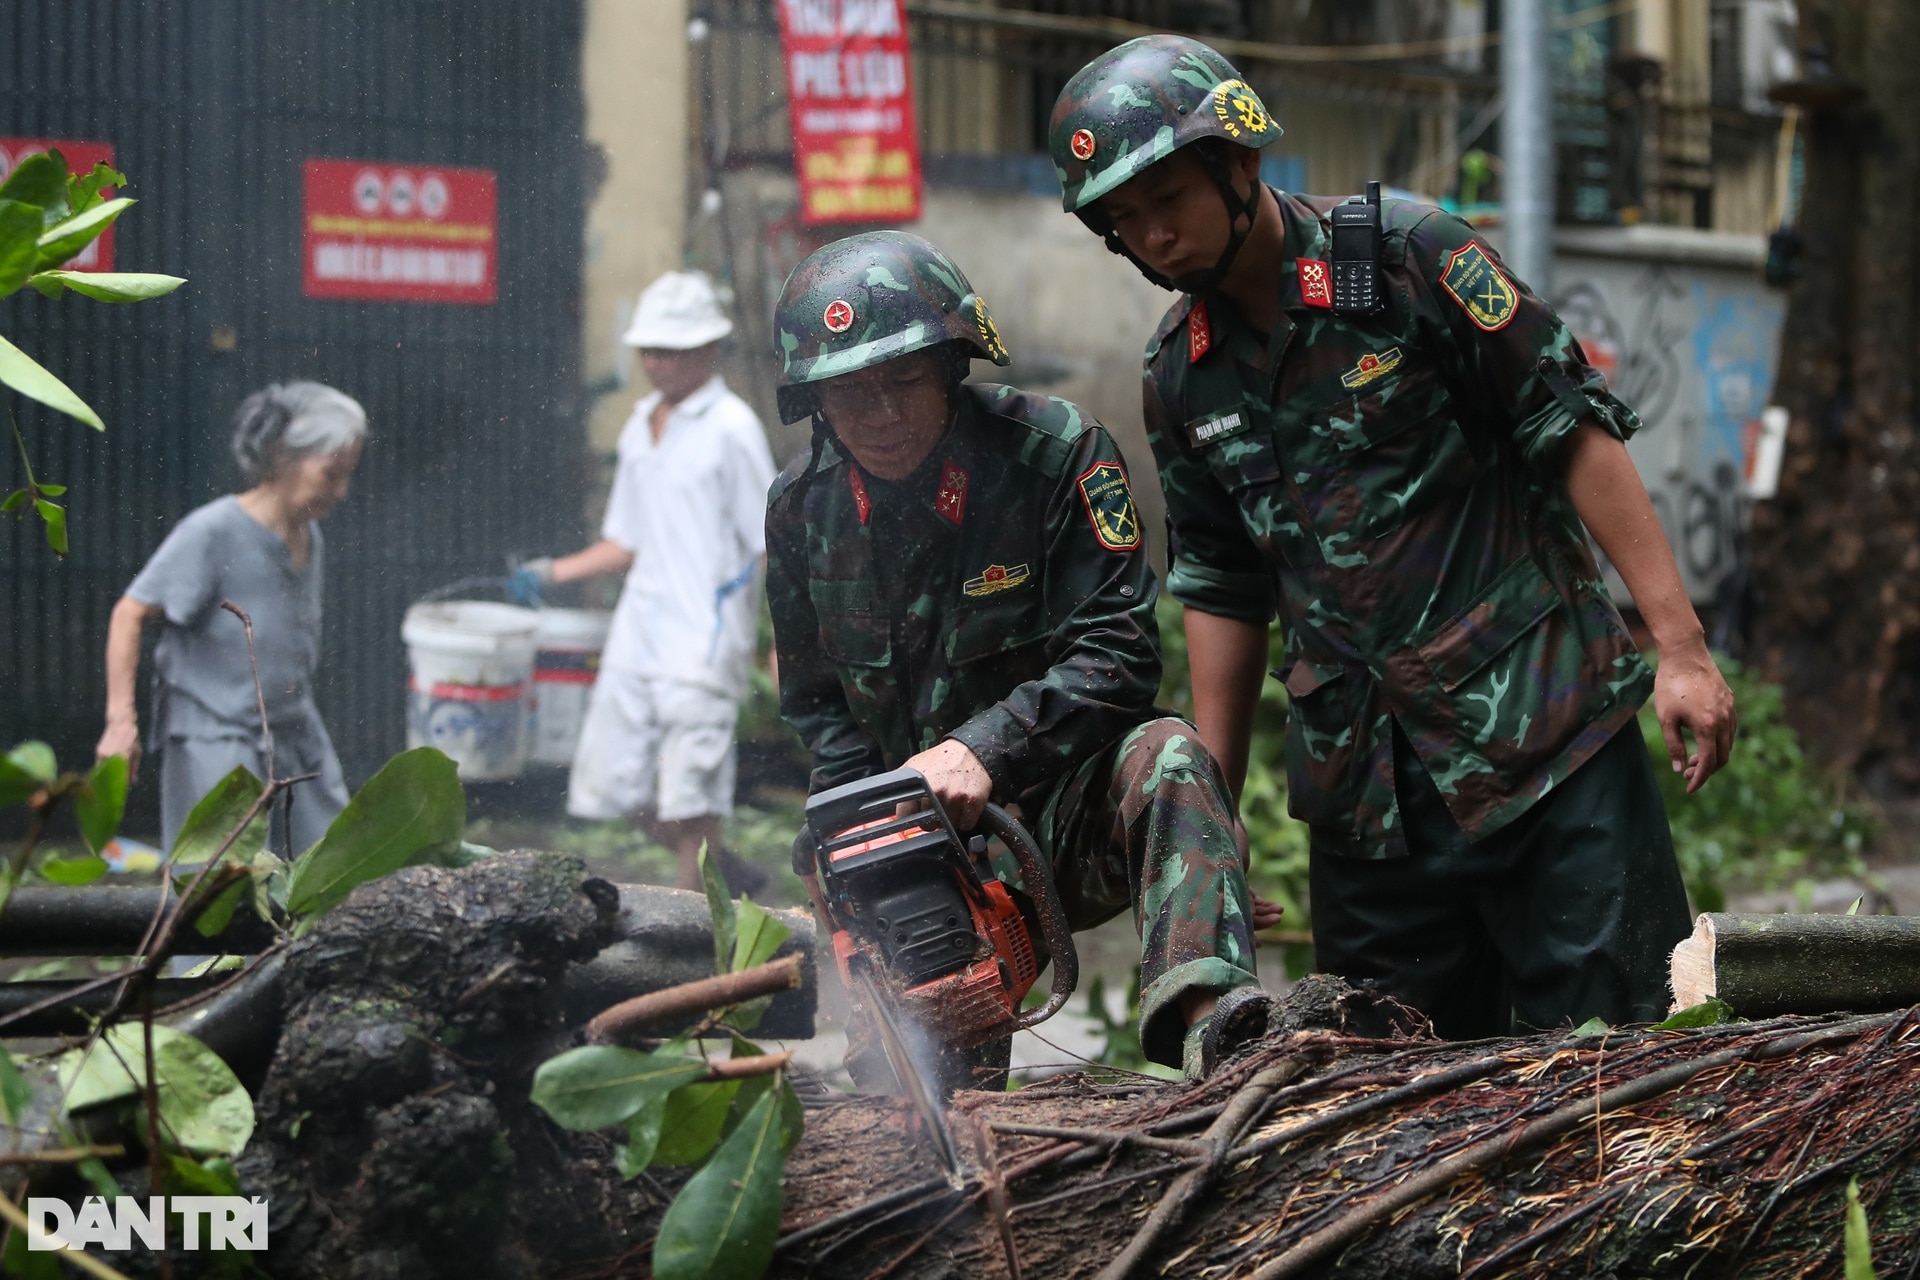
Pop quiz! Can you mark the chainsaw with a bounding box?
[800,767,1078,1093]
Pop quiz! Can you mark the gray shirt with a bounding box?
[127,496,326,745]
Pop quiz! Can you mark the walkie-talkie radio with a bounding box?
[1330,180,1384,315]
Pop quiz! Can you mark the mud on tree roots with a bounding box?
[225,852,680,1280]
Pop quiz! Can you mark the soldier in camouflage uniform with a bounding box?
[1049,38,1738,1037]
[767,230,1274,1076]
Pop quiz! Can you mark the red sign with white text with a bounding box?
[0,138,116,271]
[777,0,922,225]
[302,159,496,304]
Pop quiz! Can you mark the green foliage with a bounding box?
[1845,1177,1876,1279]
[530,853,807,1280]
[1080,970,1178,1080]
[1570,1016,1611,1038]
[0,743,130,913]
[58,1024,255,1158]
[0,1046,33,1125]
[1655,999,1736,1030]
[75,754,127,855]
[1637,656,1874,912]
[169,766,268,867]
[1154,597,1313,974]
[283,746,466,918]
[0,150,185,554]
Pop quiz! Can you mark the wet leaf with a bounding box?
[192,876,251,938]
[32,499,65,554]
[722,901,791,1032]
[67,162,126,214]
[0,332,102,429]
[30,270,184,303]
[652,1087,788,1280]
[1846,1176,1875,1279]
[0,488,26,514]
[653,1078,740,1167]
[58,1025,254,1157]
[615,1094,667,1178]
[38,855,107,886]
[0,198,43,296]
[0,741,56,808]
[530,1043,705,1132]
[0,153,69,218]
[700,844,736,976]
[0,1044,34,1124]
[285,747,464,918]
[1570,1017,1610,1038]
[1655,999,1735,1030]
[170,766,265,866]
[77,754,128,854]
[34,196,131,271]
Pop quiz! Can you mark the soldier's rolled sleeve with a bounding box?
[1144,370,1277,623]
[946,429,1162,798]
[1407,211,1641,478]
[765,507,887,794]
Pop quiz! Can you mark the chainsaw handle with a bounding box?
[980,803,1077,1031]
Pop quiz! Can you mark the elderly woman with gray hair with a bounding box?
[96,381,366,853]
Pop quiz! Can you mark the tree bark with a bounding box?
[1748,0,1920,778]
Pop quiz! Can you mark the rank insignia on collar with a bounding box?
[1297,258,1333,309]
[847,466,871,524]
[1439,242,1518,331]
[1339,346,1404,390]
[963,562,1031,598]
[1077,460,1142,551]
[1189,301,1212,363]
[934,460,969,525]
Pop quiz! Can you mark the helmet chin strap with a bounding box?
[1081,150,1264,296]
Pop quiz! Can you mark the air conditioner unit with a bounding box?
[1712,0,1797,115]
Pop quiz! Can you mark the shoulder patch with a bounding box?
[1438,242,1518,332]
[1076,460,1143,552]
[1189,301,1213,363]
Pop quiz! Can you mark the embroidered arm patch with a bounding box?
[1438,242,1518,332]
[1077,460,1143,551]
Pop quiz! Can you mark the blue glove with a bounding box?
[507,558,553,607]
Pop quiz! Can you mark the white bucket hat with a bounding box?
[621,270,734,349]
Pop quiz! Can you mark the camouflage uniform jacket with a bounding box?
[1145,190,1653,860]
[768,384,1161,798]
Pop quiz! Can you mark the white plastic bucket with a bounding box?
[530,607,612,767]
[402,601,541,781]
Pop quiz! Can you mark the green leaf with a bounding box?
[192,876,251,938]
[32,484,62,496]
[162,1152,241,1198]
[67,162,126,214]
[529,1044,707,1132]
[1654,998,1736,1030]
[732,899,790,973]
[1847,895,1864,916]
[34,196,131,271]
[0,741,56,808]
[652,1087,790,1280]
[700,844,737,977]
[77,754,128,854]
[1570,1016,1611,1038]
[170,766,266,866]
[29,270,185,303]
[1845,1177,1876,1280]
[38,855,107,886]
[0,153,70,218]
[0,1044,34,1125]
[2,1219,62,1280]
[0,331,103,429]
[0,488,26,513]
[32,499,65,554]
[283,747,464,918]
[75,1156,120,1200]
[653,1078,740,1166]
[57,1025,254,1157]
[615,1094,668,1178]
[0,199,44,296]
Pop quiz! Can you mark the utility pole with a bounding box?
[1500,0,1554,294]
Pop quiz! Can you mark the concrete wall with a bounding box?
[581,0,691,454]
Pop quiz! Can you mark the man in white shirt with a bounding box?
[511,271,777,893]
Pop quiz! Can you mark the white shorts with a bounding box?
[566,671,739,822]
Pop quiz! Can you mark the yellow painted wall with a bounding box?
[582,0,691,453]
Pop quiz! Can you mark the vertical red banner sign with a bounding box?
[0,139,117,271]
[302,159,498,304]
[777,0,923,225]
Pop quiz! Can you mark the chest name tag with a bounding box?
[1187,410,1248,448]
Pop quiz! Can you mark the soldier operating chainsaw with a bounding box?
[766,231,1280,1083]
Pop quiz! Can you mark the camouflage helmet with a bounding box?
[772,230,1011,424]
[1048,35,1282,215]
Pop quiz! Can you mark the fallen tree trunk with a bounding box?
[1670,911,1920,1017]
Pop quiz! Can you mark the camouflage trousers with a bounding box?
[1024,716,1260,1067]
